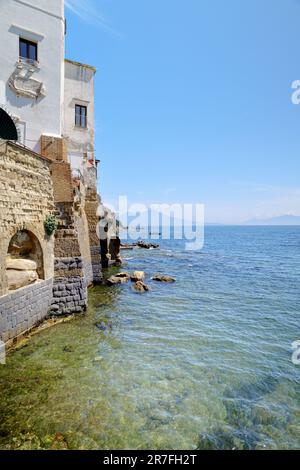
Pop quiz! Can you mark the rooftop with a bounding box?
[65,58,97,73]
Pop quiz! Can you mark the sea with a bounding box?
[0,226,299,450]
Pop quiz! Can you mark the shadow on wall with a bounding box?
[6,230,44,291]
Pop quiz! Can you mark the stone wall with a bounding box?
[0,279,53,344]
[0,141,55,297]
[41,135,68,163]
[50,162,74,204]
[0,141,103,342]
[85,187,102,283]
[90,246,102,283]
[85,187,100,246]
[49,258,87,316]
[75,206,94,287]
[54,203,81,258]
[51,201,88,315]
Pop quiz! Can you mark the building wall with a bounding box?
[0,141,55,343]
[49,200,90,316]
[75,207,94,287]
[50,258,87,316]
[41,135,68,162]
[0,2,104,343]
[0,141,55,297]
[0,0,65,153]
[0,142,91,339]
[0,279,53,344]
[63,59,96,173]
[50,162,74,204]
[84,187,102,284]
[63,59,101,283]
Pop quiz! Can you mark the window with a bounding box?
[19,38,38,62]
[75,105,87,128]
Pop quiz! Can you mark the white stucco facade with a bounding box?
[63,59,96,174]
[0,0,96,170]
[0,0,65,153]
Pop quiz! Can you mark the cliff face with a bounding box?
[97,204,122,268]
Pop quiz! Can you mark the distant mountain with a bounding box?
[246,215,300,226]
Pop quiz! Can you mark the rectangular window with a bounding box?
[19,38,38,62]
[75,105,87,128]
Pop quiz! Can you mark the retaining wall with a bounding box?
[0,279,53,343]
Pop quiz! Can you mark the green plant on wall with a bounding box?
[44,214,58,236]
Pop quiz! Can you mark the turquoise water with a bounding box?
[0,226,299,449]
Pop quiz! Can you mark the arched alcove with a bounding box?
[0,107,18,140]
[6,230,44,291]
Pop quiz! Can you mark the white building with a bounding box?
[0,0,96,171]
[64,59,96,175]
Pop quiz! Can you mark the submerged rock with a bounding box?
[131,271,145,282]
[62,345,74,353]
[132,281,150,293]
[106,275,129,286]
[95,321,113,332]
[152,274,176,283]
[93,356,104,363]
[94,322,107,331]
[114,272,131,281]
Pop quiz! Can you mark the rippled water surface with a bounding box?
[0,226,299,449]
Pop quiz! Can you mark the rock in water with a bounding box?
[132,281,150,293]
[95,322,107,331]
[152,274,176,283]
[6,257,37,271]
[7,270,38,290]
[106,275,129,286]
[131,271,145,282]
[94,356,104,363]
[137,241,159,249]
[115,255,123,267]
[114,272,131,281]
[120,243,136,250]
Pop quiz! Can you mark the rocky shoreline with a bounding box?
[121,241,160,250]
[6,241,176,350]
[106,259,176,294]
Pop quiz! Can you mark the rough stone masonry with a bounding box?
[0,141,102,345]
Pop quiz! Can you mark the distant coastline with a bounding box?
[244,215,300,226]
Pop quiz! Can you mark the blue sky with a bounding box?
[65,0,300,223]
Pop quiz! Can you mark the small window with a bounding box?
[19,38,38,62]
[75,105,87,128]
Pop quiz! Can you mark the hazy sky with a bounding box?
[65,0,300,224]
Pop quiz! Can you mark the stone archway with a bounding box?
[6,230,44,291]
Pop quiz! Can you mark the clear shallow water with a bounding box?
[0,226,299,450]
